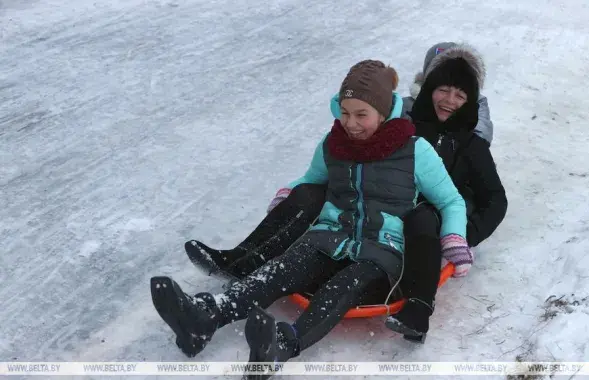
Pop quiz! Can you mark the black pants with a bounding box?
[215,241,390,351]
[399,202,442,306]
[228,183,326,276]
[232,183,442,305]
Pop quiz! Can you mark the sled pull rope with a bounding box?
[383,250,405,316]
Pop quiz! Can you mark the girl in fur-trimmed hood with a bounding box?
[401,41,494,146]
[385,43,507,339]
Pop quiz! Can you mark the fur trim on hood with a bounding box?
[409,72,425,99]
[409,44,486,99]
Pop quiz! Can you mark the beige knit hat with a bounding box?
[339,60,399,117]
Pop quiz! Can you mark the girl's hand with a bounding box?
[441,234,474,277]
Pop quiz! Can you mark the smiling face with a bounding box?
[340,98,385,140]
[431,85,468,121]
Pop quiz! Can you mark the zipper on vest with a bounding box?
[354,163,365,241]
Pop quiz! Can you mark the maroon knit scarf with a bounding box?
[327,118,416,162]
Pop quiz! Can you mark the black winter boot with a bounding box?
[185,184,326,281]
[243,306,300,380]
[184,240,273,283]
[385,298,434,343]
[150,276,221,357]
[185,240,247,279]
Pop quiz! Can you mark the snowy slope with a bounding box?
[1,0,589,378]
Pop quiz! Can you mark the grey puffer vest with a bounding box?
[301,137,418,281]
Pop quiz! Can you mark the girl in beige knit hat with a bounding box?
[150,59,468,377]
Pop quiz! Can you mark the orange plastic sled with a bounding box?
[288,262,455,319]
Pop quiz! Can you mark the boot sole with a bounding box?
[385,317,427,344]
[150,276,211,357]
[244,306,277,380]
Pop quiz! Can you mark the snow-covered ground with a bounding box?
[2,0,589,378]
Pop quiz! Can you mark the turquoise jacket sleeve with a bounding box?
[287,134,329,189]
[414,137,467,238]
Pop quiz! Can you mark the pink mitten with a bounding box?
[440,234,474,277]
[267,188,291,213]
